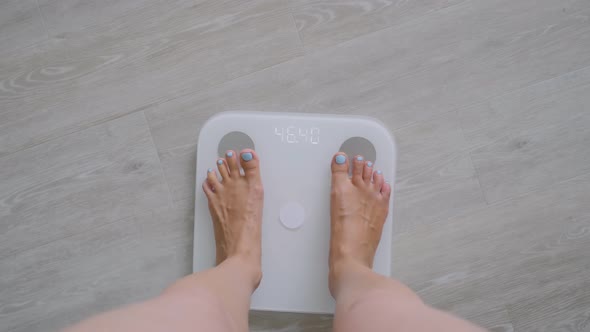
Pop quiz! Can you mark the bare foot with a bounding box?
[328,152,392,295]
[202,149,264,286]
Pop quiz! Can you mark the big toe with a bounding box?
[331,153,349,180]
[239,149,261,180]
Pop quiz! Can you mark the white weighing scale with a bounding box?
[193,111,396,314]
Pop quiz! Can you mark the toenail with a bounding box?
[226,151,233,157]
[217,159,223,165]
[242,152,253,161]
[356,156,364,161]
[335,155,346,164]
[367,161,373,167]
[377,170,382,175]
[207,168,213,173]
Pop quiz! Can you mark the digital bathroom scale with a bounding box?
[193,111,396,314]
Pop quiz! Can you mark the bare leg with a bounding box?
[329,153,485,332]
[66,149,264,332]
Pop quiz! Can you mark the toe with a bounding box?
[372,169,384,191]
[239,149,260,180]
[381,181,392,200]
[202,180,214,198]
[363,161,373,183]
[216,158,230,180]
[225,150,240,177]
[351,155,364,184]
[331,153,349,180]
[206,168,222,191]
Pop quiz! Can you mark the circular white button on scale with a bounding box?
[279,201,305,230]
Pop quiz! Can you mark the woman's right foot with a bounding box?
[202,149,264,287]
[328,152,392,295]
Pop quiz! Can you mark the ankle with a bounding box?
[224,255,262,289]
[329,257,368,297]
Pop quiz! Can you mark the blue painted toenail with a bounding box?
[207,168,213,173]
[226,151,233,157]
[217,159,223,165]
[242,152,253,161]
[367,162,373,167]
[335,155,346,164]
[377,170,382,175]
[356,156,364,161]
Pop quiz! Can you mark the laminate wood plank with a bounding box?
[0,0,303,157]
[0,200,193,332]
[392,173,590,329]
[464,307,514,332]
[0,111,171,259]
[0,0,47,53]
[291,0,467,50]
[217,0,590,127]
[146,90,223,202]
[461,66,590,203]
[37,0,162,36]
[507,281,590,332]
[392,112,486,232]
[459,66,590,149]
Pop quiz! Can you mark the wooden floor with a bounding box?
[1,0,589,331]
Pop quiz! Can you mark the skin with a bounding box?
[65,150,484,332]
[328,153,484,332]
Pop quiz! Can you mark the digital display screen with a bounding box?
[275,126,320,144]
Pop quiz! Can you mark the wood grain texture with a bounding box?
[1,0,590,330]
[393,173,590,331]
[461,66,590,203]
[146,89,224,202]
[0,200,193,332]
[0,0,47,53]
[145,0,590,133]
[393,112,486,232]
[292,0,467,50]
[0,0,302,157]
[0,111,171,258]
[37,0,161,36]
[508,280,590,332]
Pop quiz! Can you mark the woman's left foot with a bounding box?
[202,149,264,285]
